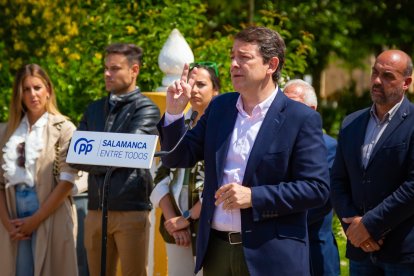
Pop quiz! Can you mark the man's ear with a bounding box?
[267,57,279,74]
[131,63,140,77]
[403,75,412,91]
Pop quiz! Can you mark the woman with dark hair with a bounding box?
[151,62,220,276]
[0,64,79,276]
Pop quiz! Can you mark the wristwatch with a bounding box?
[182,209,192,221]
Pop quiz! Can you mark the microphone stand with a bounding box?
[154,111,198,158]
[99,110,198,275]
[100,166,116,276]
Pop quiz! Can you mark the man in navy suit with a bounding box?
[284,79,340,276]
[158,26,329,276]
[331,49,414,275]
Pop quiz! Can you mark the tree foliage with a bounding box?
[205,0,414,94]
[0,0,315,124]
[0,0,211,122]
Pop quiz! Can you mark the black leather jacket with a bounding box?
[73,89,160,211]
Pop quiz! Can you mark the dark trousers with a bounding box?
[350,258,414,276]
[203,231,250,276]
[308,210,340,276]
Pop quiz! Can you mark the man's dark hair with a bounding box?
[235,26,286,83]
[105,43,143,66]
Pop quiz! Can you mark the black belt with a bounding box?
[211,229,242,245]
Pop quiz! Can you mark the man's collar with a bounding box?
[109,87,140,105]
[370,96,404,123]
[236,86,279,116]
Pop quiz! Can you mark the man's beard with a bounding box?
[371,84,403,106]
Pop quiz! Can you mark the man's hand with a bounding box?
[166,63,196,115]
[172,229,191,248]
[164,215,190,235]
[343,216,371,247]
[360,238,383,252]
[215,183,252,210]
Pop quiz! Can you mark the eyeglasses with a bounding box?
[17,142,25,168]
[189,61,219,77]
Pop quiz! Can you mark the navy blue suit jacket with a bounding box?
[158,91,330,275]
[324,134,337,169]
[308,134,337,225]
[331,97,414,263]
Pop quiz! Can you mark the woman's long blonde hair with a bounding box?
[4,64,62,141]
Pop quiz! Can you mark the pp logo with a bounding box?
[74,138,95,155]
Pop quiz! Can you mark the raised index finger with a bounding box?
[180,63,190,83]
[187,66,198,88]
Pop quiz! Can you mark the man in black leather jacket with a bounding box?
[72,43,160,276]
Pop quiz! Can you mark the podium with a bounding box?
[67,130,159,276]
[68,92,175,276]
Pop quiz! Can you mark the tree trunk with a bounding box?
[249,0,254,24]
[312,65,323,98]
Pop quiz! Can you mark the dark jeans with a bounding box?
[350,258,414,276]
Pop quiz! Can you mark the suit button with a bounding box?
[370,255,377,263]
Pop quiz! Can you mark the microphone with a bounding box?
[154,110,199,157]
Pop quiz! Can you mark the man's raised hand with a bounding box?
[166,63,197,115]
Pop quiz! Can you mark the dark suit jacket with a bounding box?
[324,134,337,170]
[158,91,330,275]
[308,134,340,276]
[308,134,337,225]
[331,97,414,263]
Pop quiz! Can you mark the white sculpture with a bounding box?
[157,28,194,92]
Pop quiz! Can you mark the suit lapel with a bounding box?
[352,111,371,170]
[367,98,410,168]
[215,97,239,186]
[242,90,286,187]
